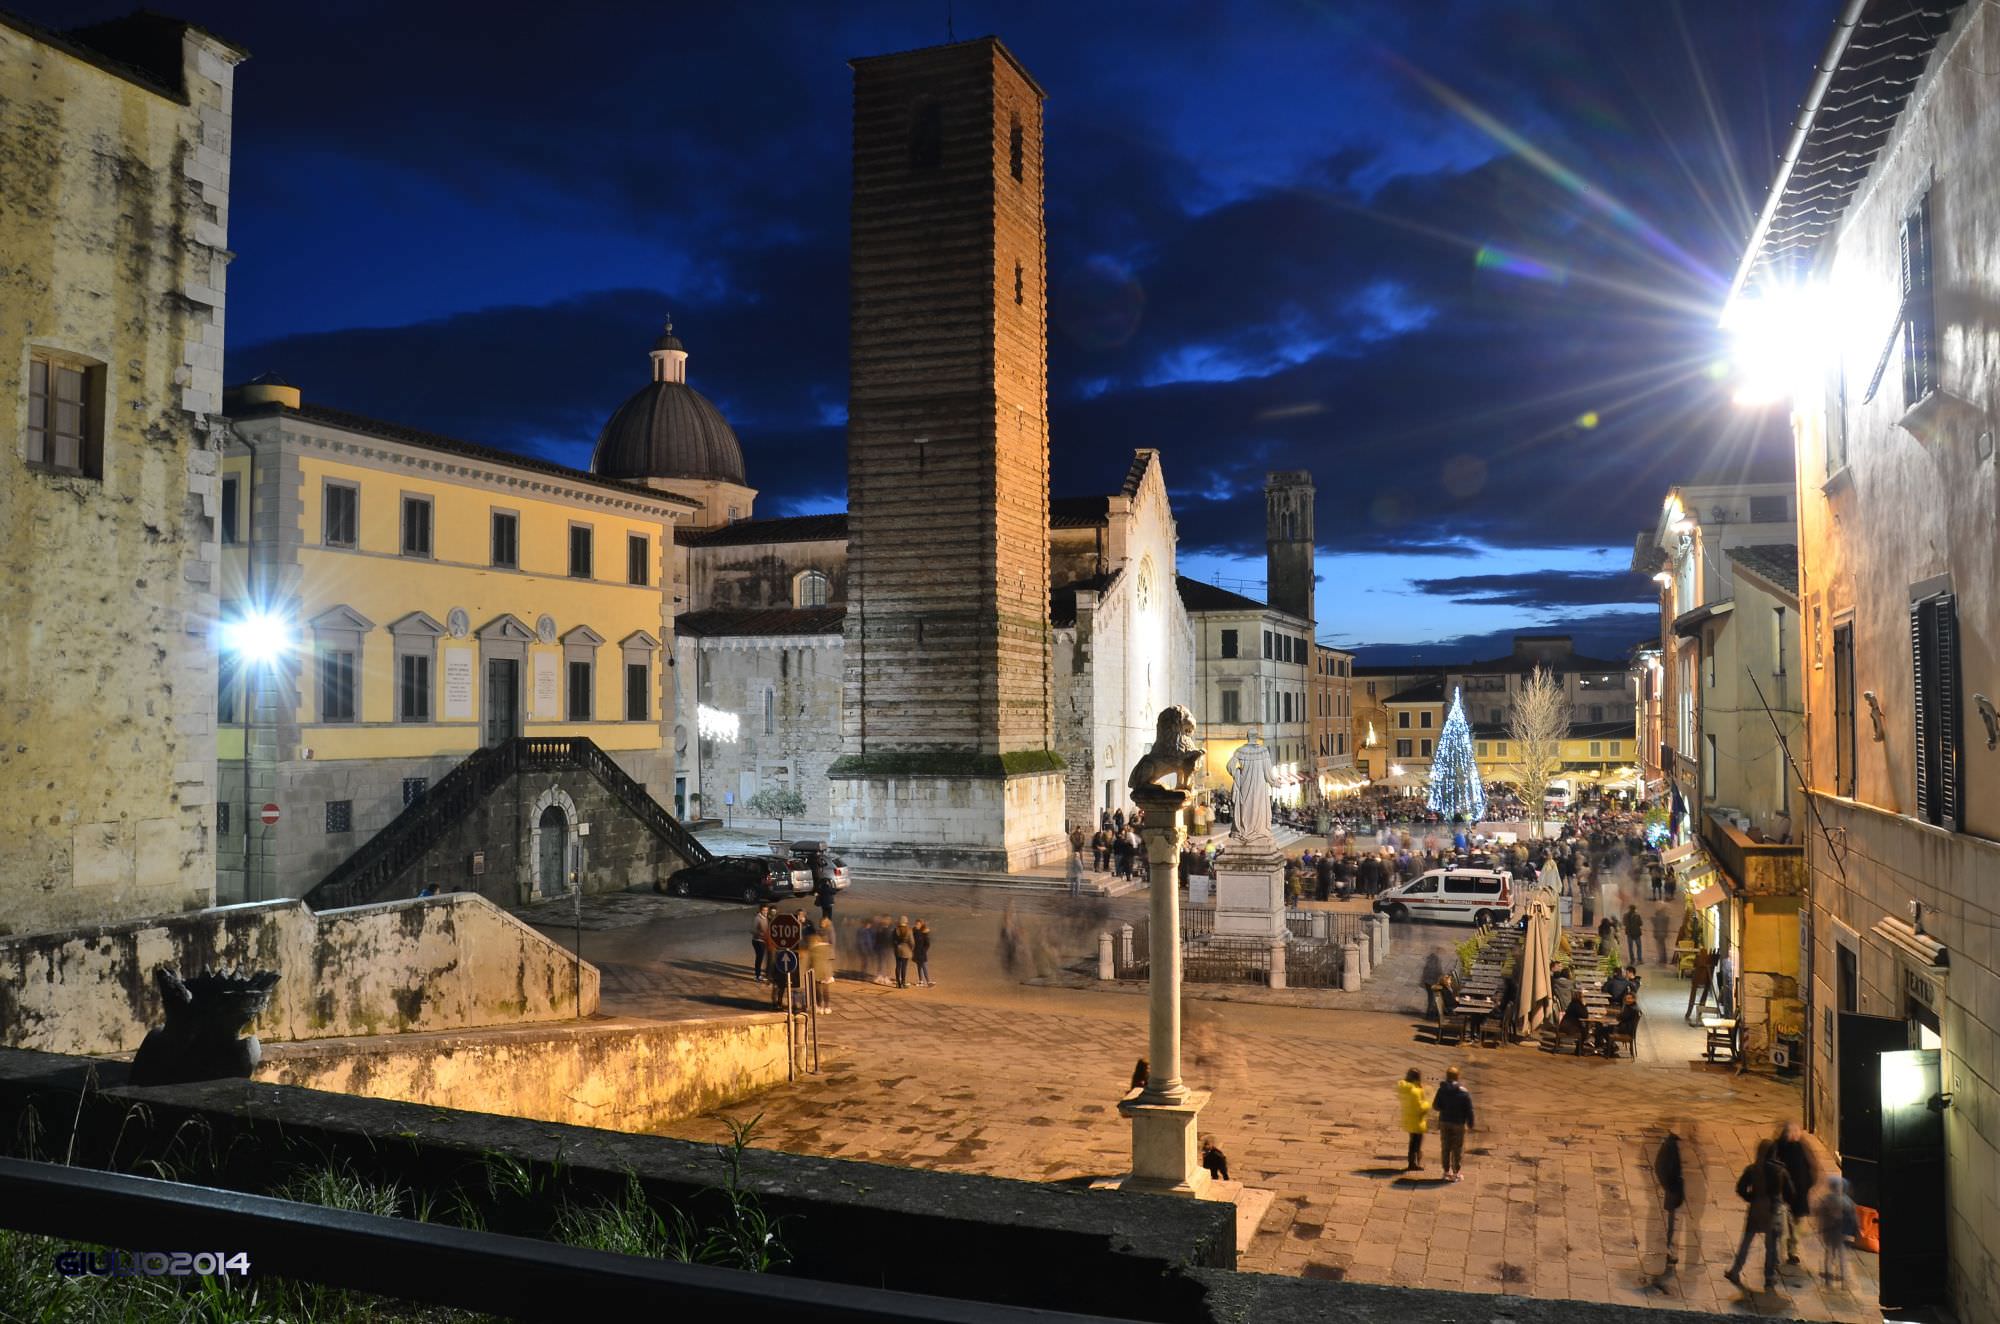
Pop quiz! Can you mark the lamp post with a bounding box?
[220,608,292,901]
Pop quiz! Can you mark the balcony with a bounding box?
[1701,809,1804,896]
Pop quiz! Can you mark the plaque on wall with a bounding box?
[447,607,470,639]
[442,646,475,719]
[536,614,557,644]
[532,651,560,719]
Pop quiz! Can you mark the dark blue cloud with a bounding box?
[20,0,1833,646]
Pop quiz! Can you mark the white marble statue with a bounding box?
[1225,729,1281,846]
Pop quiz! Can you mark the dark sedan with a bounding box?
[660,855,811,903]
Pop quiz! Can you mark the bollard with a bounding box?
[1098,930,1115,980]
[1356,931,1372,981]
[1313,912,1329,941]
[1269,937,1287,991]
[1371,915,1387,964]
[1120,922,1135,970]
[1376,912,1392,955]
[1342,940,1363,990]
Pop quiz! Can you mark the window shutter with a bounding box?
[1912,604,1932,823]
[1937,594,1962,831]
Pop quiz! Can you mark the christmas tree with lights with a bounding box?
[1426,688,1487,822]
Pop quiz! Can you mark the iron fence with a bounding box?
[1181,937,1273,985]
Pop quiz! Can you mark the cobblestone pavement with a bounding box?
[535,867,1874,1320]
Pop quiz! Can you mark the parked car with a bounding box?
[783,840,851,892]
[660,855,812,902]
[1373,867,1517,926]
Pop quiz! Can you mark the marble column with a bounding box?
[1120,782,1209,1194]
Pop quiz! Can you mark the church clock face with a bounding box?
[1136,558,1154,612]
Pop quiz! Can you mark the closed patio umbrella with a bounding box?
[1517,876,1559,1037]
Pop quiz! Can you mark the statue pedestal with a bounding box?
[1214,845,1285,939]
[1116,1088,1211,1195]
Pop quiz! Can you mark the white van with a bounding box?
[1373,867,1518,926]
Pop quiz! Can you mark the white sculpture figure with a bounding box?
[1225,728,1281,846]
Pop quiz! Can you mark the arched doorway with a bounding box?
[537,804,568,896]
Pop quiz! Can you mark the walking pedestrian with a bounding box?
[1069,822,1087,859]
[1725,1138,1794,1293]
[1093,826,1112,872]
[1686,948,1717,1023]
[1774,1121,1820,1266]
[1433,1066,1475,1181]
[813,872,837,925]
[751,905,771,982]
[892,915,915,988]
[813,919,837,1013]
[913,920,933,987]
[1813,1176,1857,1287]
[1655,1129,1687,1266]
[1396,1068,1431,1171]
[1067,846,1084,897]
[1624,904,1645,966]
[1717,947,1738,1019]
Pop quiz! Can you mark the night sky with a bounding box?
[37,0,1821,660]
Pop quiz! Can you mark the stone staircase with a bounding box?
[850,865,1147,898]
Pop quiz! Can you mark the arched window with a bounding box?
[794,570,830,608]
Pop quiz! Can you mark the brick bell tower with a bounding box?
[1265,470,1316,627]
[829,36,1068,869]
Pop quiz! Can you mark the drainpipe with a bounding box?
[1721,0,1870,317]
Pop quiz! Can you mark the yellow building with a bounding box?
[217,379,696,901]
[1471,722,1637,785]
[1,13,244,933]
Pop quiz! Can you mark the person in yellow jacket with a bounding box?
[1397,1067,1432,1171]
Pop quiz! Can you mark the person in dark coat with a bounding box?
[1432,1066,1476,1180]
[1726,1139,1794,1292]
[1559,988,1591,1056]
[1624,905,1645,966]
[1315,853,1333,901]
[1686,947,1718,1023]
[1655,1129,1687,1266]
[1773,1121,1820,1265]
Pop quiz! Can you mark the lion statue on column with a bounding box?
[1128,704,1202,796]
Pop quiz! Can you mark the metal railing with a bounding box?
[1181,937,1272,985]
[0,1157,1129,1323]
[307,737,712,911]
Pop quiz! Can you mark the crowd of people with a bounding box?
[751,905,937,1014]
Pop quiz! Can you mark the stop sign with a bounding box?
[768,912,802,950]
[259,804,281,826]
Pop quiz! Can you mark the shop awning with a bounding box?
[1690,881,1728,911]
[1661,841,1696,865]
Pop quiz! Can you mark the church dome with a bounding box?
[591,320,746,485]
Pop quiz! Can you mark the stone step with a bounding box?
[850,867,1145,898]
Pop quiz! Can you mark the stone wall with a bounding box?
[689,537,848,611]
[1806,795,2000,1324]
[257,1015,787,1131]
[0,18,242,935]
[830,769,1067,870]
[0,1044,1230,1320]
[683,634,844,829]
[0,892,597,1057]
[388,766,693,909]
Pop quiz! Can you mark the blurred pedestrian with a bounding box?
[1774,1121,1820,1266]
[1655,1128,1687,1267]
[751,904,771,983]
[1624,905,1645,966]
[1813,1176,1857,1287]
[1726,1138,1793,1293]
[892,915,915,988]
[1687,948,1717,1023]
[1396,1067,1431,1171]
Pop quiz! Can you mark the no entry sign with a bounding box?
[259,803,281,826]
[768,912,802,950]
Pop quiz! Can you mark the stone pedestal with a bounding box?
[1213,847,1285,939]
[1342,940,1362,990]
[1116,1089,1212,1196]
[1098,931,1114,980]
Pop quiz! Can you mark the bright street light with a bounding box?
[220,609,292,665]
